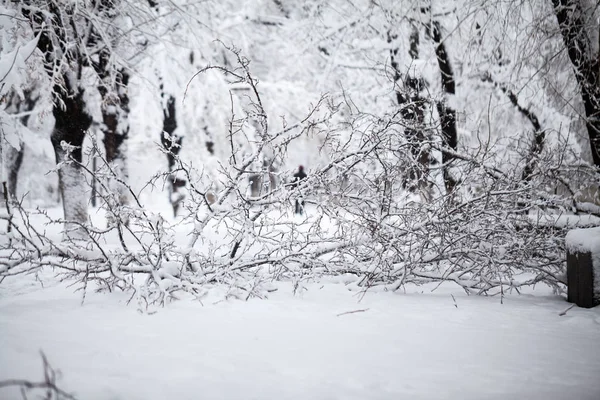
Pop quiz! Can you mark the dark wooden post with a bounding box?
[566,228,599,308]
[567,250,597,308]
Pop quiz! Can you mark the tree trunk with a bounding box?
[6,147,24,200]
[160,91,185,216]
[51,85,92,238]
[0,140,22,205]
[431,22,458,195]
[23,4,93,235]
[1,91,37,201]
[100,69,130,210]
[389,25,431,202]
[551,0,600,168]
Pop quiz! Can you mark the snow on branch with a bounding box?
[1,45,595,307]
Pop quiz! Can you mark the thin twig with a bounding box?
[559,304,576,316]
[336,308,369,316]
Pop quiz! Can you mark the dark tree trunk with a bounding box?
[99,69,130,209]
[552,0,600,168]
[431,22,458,195]
[160,91,185,216]
[51,84,93,237]
[389,25,431,202]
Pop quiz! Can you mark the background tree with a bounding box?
[0,4,41,216]
[160,85,184,217]
[21,2,94,236]
[1,89,38,200]
[551,0,600,169]
[16,0,158,235]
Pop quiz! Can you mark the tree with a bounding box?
[389,24,432,203]
[100,69,130,211]
[92,0,134,212]
[160,85,185,217]
[1,89,38,200]
[429,19,458,195]
[18,0,156,236]
[0,5,40,206]
[20,2,94,236]
[551,0,600,169]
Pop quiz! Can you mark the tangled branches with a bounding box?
[1,50,598,306]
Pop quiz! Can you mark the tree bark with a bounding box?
[100,69,130,209]
[389,25,431,202]
[551,0,600,168]
[160,90,185,216]
[1,90,36,201]
[51,85,92,238]
[431,22,458,195]
[6,147,24,201]
[23,3,93,235]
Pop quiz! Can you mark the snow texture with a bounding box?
[1,276,600,400]
[566,227,600,254]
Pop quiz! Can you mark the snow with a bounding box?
[566,227,600,254]
[1,276,600,400]
[0,9,40,99]
[530,211,600,229]
[576,202,600,216]
[3,1,600,398]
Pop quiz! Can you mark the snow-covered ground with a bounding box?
[1,273,600,400]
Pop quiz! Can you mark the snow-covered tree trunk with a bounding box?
[51,86,92,238]
[1,90,37,200]
[551,0,600,168]
[100,69,130,210]
[21,3,94,236]
[4,145,23,201]
[0,134,24,205]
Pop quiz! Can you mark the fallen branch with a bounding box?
[559,304,576,316]
[0,352,77,400]
[336,308,369,317]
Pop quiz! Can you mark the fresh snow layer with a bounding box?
[1,277,600,400]
[532,212,600,229]
[566,227,600,254]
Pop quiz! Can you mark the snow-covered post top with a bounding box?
[566,227,600,255]
[565,227,600,308]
